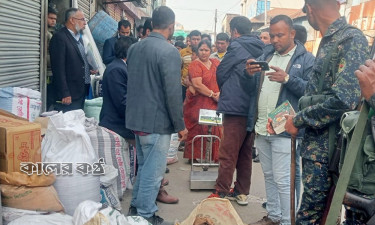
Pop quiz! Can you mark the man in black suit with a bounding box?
[99,36,136,142]
[49,8,92,112]
[103,20,131,65]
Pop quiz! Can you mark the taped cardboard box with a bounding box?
[0,114,41,173]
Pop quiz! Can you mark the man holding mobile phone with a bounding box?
[245,15,315,225]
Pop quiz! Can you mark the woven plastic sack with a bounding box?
[84,97,103,121]
[178,198,245,225]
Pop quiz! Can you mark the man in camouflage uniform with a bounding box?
[356,57,375,111]
[283,0,369,224]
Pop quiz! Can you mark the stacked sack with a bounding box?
[0,172,65,224]
[84,97,103,121]
[42,110,100,216]
[85,118,136,198]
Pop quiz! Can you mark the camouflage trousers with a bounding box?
[296,158,332,225]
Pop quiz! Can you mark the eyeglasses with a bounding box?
[73,17,87,22]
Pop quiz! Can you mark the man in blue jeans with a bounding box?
[246,15,314,225]
[125,6,188,225]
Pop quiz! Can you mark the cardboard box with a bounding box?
[0,109,28,121]
[0,114,41,173]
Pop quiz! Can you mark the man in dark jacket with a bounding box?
[210,16,264,205]
[99,36,136,141]
[246,15,314,225]
[102,20,131,65]
[50,8,91,112]
[125,6,187,225]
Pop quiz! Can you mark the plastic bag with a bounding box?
[42,110,100,216]
[8,213,73,225]
[73,200,102,225]
[167,133,180,165]
[2,207,48,225]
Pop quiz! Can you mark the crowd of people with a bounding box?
[45,0,375,224]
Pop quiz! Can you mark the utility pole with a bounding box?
[214,9,217,42]
[264,0,267,26]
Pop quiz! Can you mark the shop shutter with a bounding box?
[78,0,91,20]
[0,0,42,90]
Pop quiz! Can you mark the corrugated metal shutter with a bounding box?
[78,0,91,20]
[0,0,42,90]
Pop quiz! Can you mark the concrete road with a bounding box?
[121,151,267,224]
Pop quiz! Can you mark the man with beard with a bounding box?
[125,6,187,225]
[50,8,92,112]
[103,20,132,65]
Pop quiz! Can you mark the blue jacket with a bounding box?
[99,58,134,139]
[216,35,264,116]
[244,41,315,138]
[126,32,185,134]
[102,36,117,65]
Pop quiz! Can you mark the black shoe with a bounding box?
[165,167,169,173]
[145,214,173,225]
[127,205,137,216]
[253,155,260,163]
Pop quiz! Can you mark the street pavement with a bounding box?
[121,151,267,224]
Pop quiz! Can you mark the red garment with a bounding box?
[183,59,222,161]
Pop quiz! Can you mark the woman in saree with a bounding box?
[183,39,222,162]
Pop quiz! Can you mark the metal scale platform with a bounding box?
[190,109,222,190]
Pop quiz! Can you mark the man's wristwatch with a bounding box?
[283,74,290,84]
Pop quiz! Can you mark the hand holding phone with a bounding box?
[246,59,269,76]
[249,61,270,71]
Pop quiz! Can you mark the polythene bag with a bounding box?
[42,110,100,216]
[73,200,102,225]
[167,133,180,165]
[8,213,73,225]
[2,207,48,224]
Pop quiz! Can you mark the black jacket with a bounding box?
[102,36,117,65]
[216,35,264,116]
[244,41,315,138]
[99,58,134,139]
[49,27,86,101]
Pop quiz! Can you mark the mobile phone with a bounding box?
[249,61,270,71]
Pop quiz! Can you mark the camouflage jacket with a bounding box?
[293,17,369,163]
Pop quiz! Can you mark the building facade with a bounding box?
[221,13,240,34]
[241,0,304,18]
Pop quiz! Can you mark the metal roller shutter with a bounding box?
[78,0,91,20]
[0,0,43,90]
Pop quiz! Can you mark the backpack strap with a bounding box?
[325,102,370,225]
